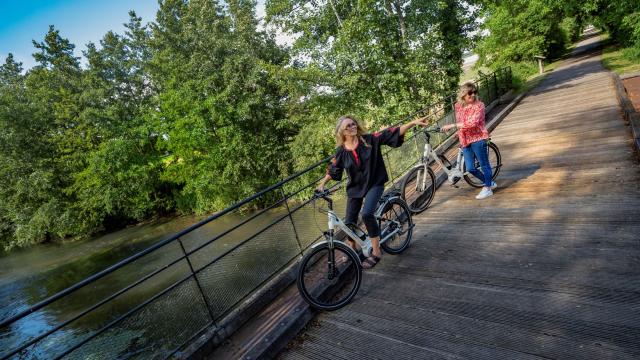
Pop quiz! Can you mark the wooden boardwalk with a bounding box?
[278,37,640,359]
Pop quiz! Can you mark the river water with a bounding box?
[0,195,349,359]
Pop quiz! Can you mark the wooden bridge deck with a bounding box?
[278,37,640,359]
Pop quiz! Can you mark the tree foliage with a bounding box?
[0,0,489,251]
[266,0,475,169]
[476,0,567,67]
[476,0,640,78]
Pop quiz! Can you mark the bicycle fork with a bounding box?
[415,165,430,192]
[325,217,339,280]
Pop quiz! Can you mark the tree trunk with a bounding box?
[392,0,407,43]
[327,0,343,27]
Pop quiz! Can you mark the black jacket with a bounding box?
[328,126,404,198]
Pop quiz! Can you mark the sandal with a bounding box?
[362,255,381,269]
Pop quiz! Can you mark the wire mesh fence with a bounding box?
[0,67,512,360]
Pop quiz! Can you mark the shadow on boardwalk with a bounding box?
[278,36,640,359]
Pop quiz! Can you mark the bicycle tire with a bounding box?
[297,241,362,311]
[379,197,413,254]
[400,165,436,213]
[463,142,501,188]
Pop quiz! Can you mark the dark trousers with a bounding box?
[345,186,384,237]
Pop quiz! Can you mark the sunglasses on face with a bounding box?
[344,123,357,129]
[467,90,477,96]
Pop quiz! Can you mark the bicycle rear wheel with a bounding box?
[463,142,501,188]
[379,198,413,254]
[400,165,436,214]
[297,241,362,311]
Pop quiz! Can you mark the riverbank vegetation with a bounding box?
[1,0,636,251]
[0,0,473,251]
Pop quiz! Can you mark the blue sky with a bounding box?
[0,0,159,69]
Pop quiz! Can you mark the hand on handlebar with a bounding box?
[440,124,456,133]
[314,184,330,198]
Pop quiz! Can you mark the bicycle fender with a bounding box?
[307,240,360,260]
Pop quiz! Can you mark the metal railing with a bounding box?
[0,67,512,360]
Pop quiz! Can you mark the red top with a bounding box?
[351,150,360,167]
[454,101,489,147]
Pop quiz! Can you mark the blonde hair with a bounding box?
[334,115,369,147]
[457,82,478,106]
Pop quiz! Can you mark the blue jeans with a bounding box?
[462,140,492,187]
[345,186,384,237]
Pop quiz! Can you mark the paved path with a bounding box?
[278,36,640,359]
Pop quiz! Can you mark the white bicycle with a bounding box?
[400,127,502,213]
[297,187,413,311]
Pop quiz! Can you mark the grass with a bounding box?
[602,43,640,75]
[516,58,565,92]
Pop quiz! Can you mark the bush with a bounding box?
[622,12,640,51]
[476,0,568,69]
[560,17,583,43]
[506,62,538,90]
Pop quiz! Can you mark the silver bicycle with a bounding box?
[400,127,502,213]
[297,188,413,311]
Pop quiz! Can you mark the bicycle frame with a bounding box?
[312,193,404,258]
[420,131,466,187]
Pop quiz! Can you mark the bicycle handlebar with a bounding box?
[313,189,331,199]
[313,184,341,209]
[413,127,444,142]
[314,190,332,210]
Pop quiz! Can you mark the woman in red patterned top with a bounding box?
[442,82,496,199]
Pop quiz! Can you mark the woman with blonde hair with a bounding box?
[317,115,428,268]
[442,82,496,199]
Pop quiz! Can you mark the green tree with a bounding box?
[266,0,473,174]
[149,0,295,212]
[0,54,27,248]
[69,12,169,229]
[476,0,566,67]
[0,26,87,250]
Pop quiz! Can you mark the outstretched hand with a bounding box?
[412,116,430,127]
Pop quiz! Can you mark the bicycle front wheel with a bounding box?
[401,165,436,213]
[463,141,502,188]
[379,198,413,254]
[297,241,362,311]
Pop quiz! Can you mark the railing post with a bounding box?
[385,152,397,185]
[493,72,498,101]
[280,187,304,254]
[177,238,217,324]
[449,95,456,117]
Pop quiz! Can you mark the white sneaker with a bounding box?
[475,188,493,200]
[490,181,497,189]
